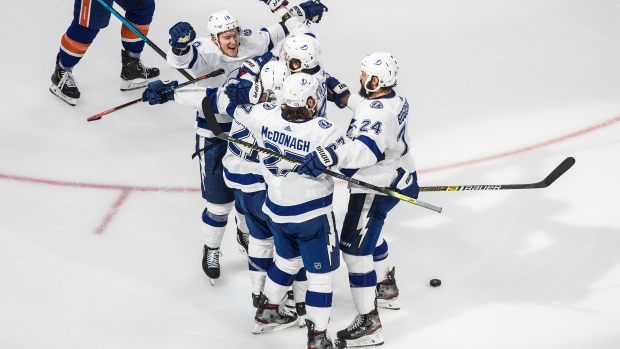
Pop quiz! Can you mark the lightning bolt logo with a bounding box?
[326,214,336,266]
[357,194,375,248]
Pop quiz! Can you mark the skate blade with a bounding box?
[252,320,297,334]
[49,85,77,106]
[343,333,384,348]
[120,78,148,91]
[209,278,216,286]
[377,298,400,310]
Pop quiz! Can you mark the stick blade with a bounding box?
[543,157,575,187]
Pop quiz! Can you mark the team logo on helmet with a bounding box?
[300,44,308,50]
[243,29,252,36]
[318,119,333,129]
[370,101,384,109]
[300,78,308,85]
[374,59,382,65]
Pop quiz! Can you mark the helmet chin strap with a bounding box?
[364,75,380,95]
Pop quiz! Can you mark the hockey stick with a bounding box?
[201,97,441,213]
[87,68,225,122]
[191,139,224,159]
[419,157,575,192]
[96,0,193,81]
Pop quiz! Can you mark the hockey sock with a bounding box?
[59,20,99,69]
[344,253,377,314]
[293,268,308,303]
[373,239,390,282]
[305,272,335,331]
[249,236,274,295]
[121,1,155,54]
[201,208,228,248]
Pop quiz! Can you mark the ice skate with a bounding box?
[49,54,80,106]
[296,301,307,327]
[202,245,221,286]
[336,309,384,348]
[252,293,260,308]
[306,319,347,349]
[120,49,160,91]
[236,225,249,256]
[376,267,400,310]
[253,293,298,334]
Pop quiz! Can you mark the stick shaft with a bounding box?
[96,0,194,80]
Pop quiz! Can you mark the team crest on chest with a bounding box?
[370,101,383,109]
[318,119,333,129]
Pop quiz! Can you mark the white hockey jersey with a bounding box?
[334,91,416,193]
[167,19,310,139]
[210,91,347,223]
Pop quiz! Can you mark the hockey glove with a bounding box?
[225,79,264,105]
[141,80,178,105]
[259,0,289,12]
[389,168,419,199]
[326,76,350,109]
[289,0,329,23]
[298,146,338,177]
[169,22,196,53]
[239,52,274,81]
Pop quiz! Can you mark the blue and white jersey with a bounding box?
[210,91,347,223]
[222,118,266,193]
[334,91,416,193]
[312,67,328,118]
[166,18,310,138]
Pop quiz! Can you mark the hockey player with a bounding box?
[50,0,160,106]
[218,73,346,348]
[161,1,328,285]
[298,52,420,348]
[222,59,309,326]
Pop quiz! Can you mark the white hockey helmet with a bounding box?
[260,60,290,91]
[207,10,240,38]
[281,34,321,72]
[361,52,398,92]
[282,73,319,108]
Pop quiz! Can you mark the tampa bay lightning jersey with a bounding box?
[335,91,416,193]
[209,91,346,223]
[166,18,310,138]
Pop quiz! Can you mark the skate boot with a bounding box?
[376,267,400,310]
[253,293,298,334]
[252,293,261,308]
[202,245,221,286]
[306,319,347,349]
[49,54,80,106]
[236,226,249,256]
[120,49,160,91]
[336,309,384,348]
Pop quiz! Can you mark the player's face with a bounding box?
[216,29,240,57]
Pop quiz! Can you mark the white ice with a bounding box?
[1,0,620,348]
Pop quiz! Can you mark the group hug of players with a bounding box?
[52,1,420,348]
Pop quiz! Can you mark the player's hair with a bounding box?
[281,102,317,121]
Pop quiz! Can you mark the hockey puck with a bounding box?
[430,279,441,287]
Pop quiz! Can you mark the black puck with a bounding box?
[430,279,441,287]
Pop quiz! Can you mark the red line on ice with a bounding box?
[1,115,619,233]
